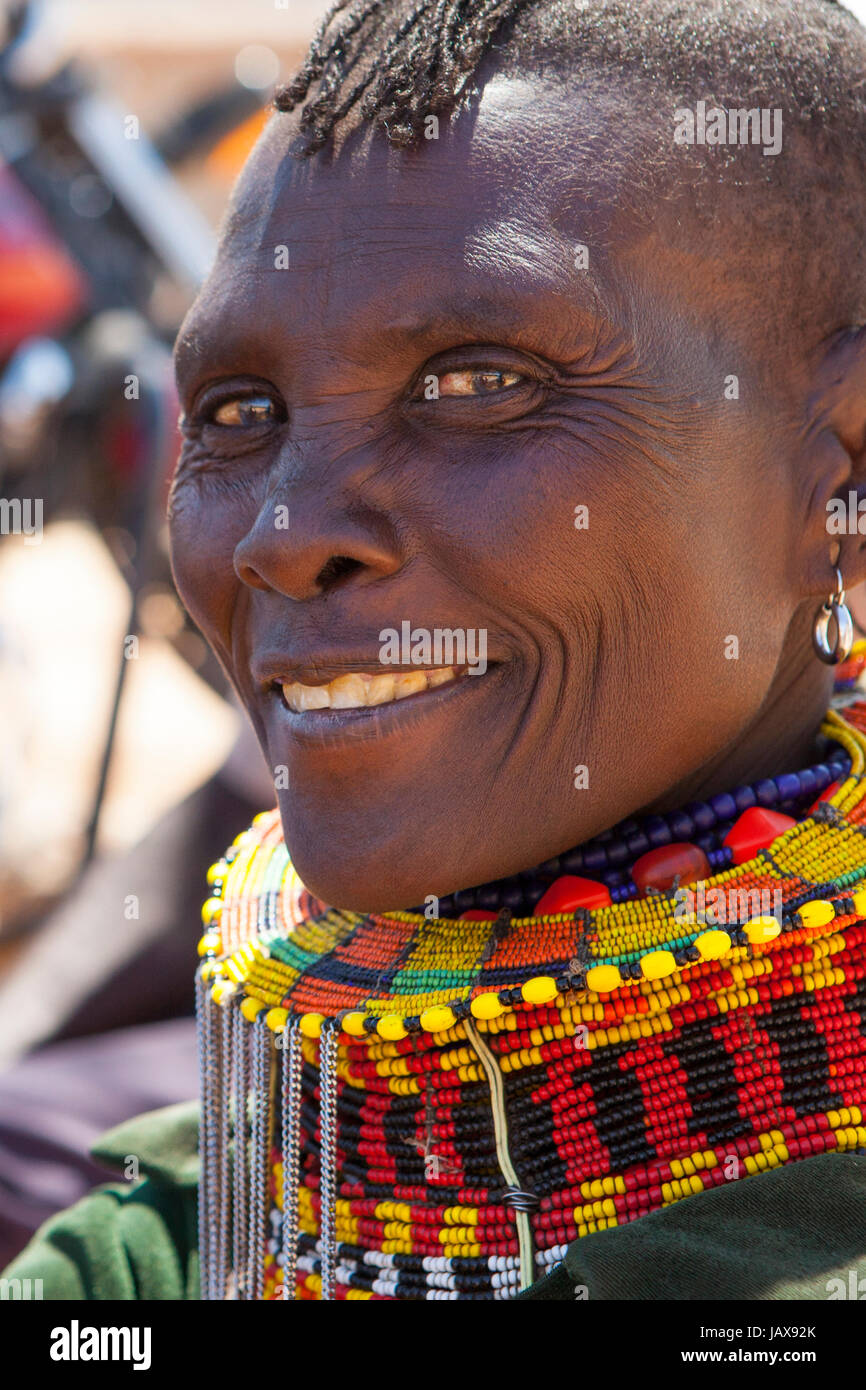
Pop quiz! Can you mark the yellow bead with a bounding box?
[377,1015,408,1041]
[341,1011,368,1037]
[744,915,781,944]
[851,888,866,916]
[265,1007,288,1032]
[420,1005,457,1034]
[299,1012,325,1038]
[797,899,835,929]
[640,949,677,981]
[470,992,504,1020]
[206,861,226,886]
[695,929,731,961]
[585,964,621,993]
[241,996,266,1022]
[521,976,559,1005]
[201,896,223,926]
[197,931,221,957]
[211,980,236,1005]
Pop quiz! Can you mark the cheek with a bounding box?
[168,486,247,643]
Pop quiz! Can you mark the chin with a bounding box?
[288,856,416,914]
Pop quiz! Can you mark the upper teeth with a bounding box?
[282,667,458,712]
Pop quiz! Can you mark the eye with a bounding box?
[208,393,284,427]
[436,369,524,397]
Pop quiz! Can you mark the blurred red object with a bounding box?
[0,163,86,357]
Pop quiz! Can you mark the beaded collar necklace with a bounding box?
[197,650,866,1300]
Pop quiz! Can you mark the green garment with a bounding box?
[5,1102,866,1300]
[2,1102,199,1301]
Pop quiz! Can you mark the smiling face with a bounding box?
[170,73,839,912]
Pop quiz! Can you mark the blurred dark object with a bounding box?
[0,1016,197,1266]
[152,82,264,167]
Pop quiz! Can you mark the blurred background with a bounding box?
[1,0,866,1267]
[0,0,331,1263]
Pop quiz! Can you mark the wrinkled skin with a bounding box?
[170,74,866,912]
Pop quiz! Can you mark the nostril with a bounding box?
[315,554,364,590]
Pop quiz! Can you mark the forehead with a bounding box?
[226,74,637,261]
[175,72,756,393]
[178,77,649,360]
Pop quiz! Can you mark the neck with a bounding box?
[647,616,835,816]
[435,629,846,919]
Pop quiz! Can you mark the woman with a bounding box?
[7,0,866,1300]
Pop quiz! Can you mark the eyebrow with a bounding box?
[378,280,612,351]
[174,257,618,396]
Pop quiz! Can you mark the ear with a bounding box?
[800,325,866,598]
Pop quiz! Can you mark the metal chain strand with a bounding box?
[231,1003,250,1298]
[195,969,212,1302]
[215,1001,233,1299]
[318,1022,340,1300]
[280,1020,304,1300]
[247,1014,271,1301]
[205,994,225,1300]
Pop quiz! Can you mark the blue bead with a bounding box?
[709,792,737,821]
[775,773,801,801]
[561,848,586,874]
[582,846,608,873]
[611,884,631,903]
[625,833,651,857]
[797,768,817,797]
[452,889,475,913]
[669,811,694,840]
[644,816,673,847]
[812,763,831,788]
[476,885,500,910]
[502,884,525,911]
[734,785,757,811]
[539,857,562,877]
[606,840,631,867]
[754,779,779,806]
[685,801,716,831]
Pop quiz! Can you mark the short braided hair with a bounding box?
[275,0,538,151]
[275,0,861,157]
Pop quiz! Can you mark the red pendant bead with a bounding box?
[806,781,840,817]
[459,910,499,921]
[722,807,797,866]
[631,842,711,893]
[534,875,612,914]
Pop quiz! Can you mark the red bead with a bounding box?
[459,910,498,921]
[534,875,612,914]
[722,807,797,865]
[806,781,840,816]
[631,842,710,893]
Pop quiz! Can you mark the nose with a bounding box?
[233,478,406,602]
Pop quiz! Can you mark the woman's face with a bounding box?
[170,75,833,912]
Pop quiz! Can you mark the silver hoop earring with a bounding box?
[813,566,854,665]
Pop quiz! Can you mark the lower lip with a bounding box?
[266,667,498,745]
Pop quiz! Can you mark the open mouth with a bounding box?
[277,666,466,713]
